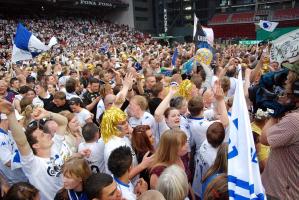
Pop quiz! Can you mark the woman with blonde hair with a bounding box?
[149,129,190,189]
[54,156,91,200]
[59,111,84,157]
[157,165,189,200]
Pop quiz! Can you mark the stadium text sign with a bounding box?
[80,0,113,7]
[164,9,167,33]
[239,40,261,45]
[270,29,299,63]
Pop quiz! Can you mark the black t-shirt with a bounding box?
[47,101,71,113]
[39,95,54,111]
[82,91,100,123]
[148,97,162,115]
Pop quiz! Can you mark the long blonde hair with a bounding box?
[151,129,187,168]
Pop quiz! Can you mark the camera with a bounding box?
[249,67,296,118]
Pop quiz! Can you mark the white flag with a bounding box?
[270,29,299,64]
[193,13,198,39]
[228,70,266,199]
[259,20,278,32]
[12,23,57,63]
[203,27,214,46]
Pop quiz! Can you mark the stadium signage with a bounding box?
[164,9,167,33]
[79,0,113,7]
[239,40,261,45]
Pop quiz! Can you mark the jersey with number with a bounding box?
[78,138,105,173]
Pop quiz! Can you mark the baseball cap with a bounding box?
[0,110,24,121]
[282,60,299,75]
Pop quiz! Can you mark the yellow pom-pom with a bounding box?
[178,80,194,100]
[101,107,127,143]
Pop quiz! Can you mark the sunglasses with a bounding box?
[27,120,46,131]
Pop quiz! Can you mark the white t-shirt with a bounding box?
[32,96,44,107]
[199,139,218,167]
[75,108,92,127]
[21,151,63,200]
[228,77,237,97]
[78,138,105,173]
[193,139,218,196]
[96,99,105,120]
[188,117,214,153]
[128,112,155,130]
[153,116,190,148]
[0,129,27,185]
[104,136,138,181]
[114,177,136,200]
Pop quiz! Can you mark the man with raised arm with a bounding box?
[0,99,68,200]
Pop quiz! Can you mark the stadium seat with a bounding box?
[210,14,229,24]
[273,8,299,20]
[231,12,255,23]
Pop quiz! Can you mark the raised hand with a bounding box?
[32,107,49,120]
[140,151,154,169]
[213,80,224,101]
[168,85,178,96]
[123,73,134,89]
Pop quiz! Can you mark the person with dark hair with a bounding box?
[65,78,80,100]
[84,173,122,200]
[193,122,225,198]
[26,76,36,89]
[0,99,68,200]
[260,61,299,199]
[9,77,20,95]
[48,91,71,113]
[82,78,101,124]
[4,182,40,200]
[69,97,92,127]
[148,82,163,115]
[33,82,53,111]
[108,146,148,199]
[154,86,190,147]
[189,80,228,198]
[78,123,105,173]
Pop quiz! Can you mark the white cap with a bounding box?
[0,110,24,121]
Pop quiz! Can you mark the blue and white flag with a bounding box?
[171,48,178,66]
[100,43,109,54]
[181,58,194,74]
[12,23,57,63]
[228,70,266,199]
[259,20,278,32]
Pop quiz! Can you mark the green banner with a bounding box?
[256,27,299,41]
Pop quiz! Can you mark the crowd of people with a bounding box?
[0,16,298,200]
